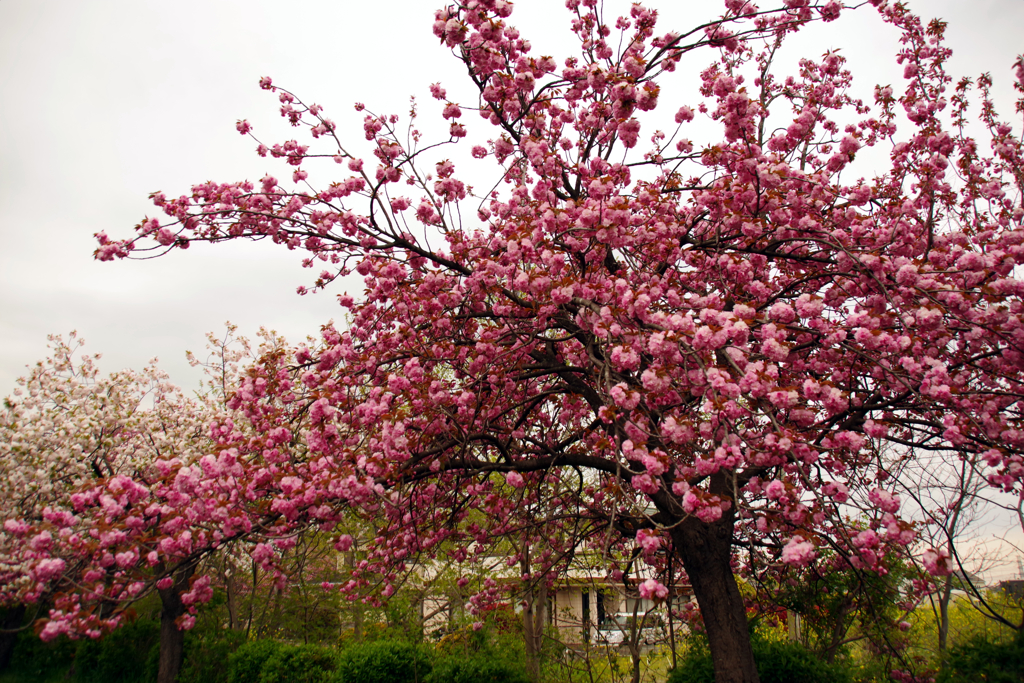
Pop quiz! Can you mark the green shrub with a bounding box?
[228,640,286,683]
[427,608,533,683]
[338,621,394,647]
[752,639,853,683]
[259,643,339,683]
[938,634,1024,683]
[178,627,247,683]
[72,619,159,683]
[425,653,530,683]
[4,629,76,682]
[668,636,854,683]
[335,639,432,683]
[668,644,716,683]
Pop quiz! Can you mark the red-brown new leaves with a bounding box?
[88,1,1024,681]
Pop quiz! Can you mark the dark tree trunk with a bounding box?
[938,573,953,652]
[670,508,759,683]
[246,559,257,639]
[668,560,678,669]
[624,599,643,683]
[625,632,642,683]
[157,565,195,683]
[520,548,548,683]
[345,549,364,641]
[0,604,26,672]
[224,567,240,631]
[521,581,547,683]
[821,601,852,663]
[629,641,642,683]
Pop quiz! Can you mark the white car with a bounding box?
[595,613,664,645]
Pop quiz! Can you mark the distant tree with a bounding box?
[0,329,315,683]
[887,444,1006,654]
[754,546,916,669]
[0,334,209,682]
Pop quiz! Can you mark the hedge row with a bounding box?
[3,628,527,683]
[10,619,1022,683]
[667,637,855,683]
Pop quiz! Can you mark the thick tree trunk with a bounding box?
[670,510,759,683]
[0,604,26,672]
[157,565,195,683]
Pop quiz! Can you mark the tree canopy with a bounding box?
[4,1,1024,682]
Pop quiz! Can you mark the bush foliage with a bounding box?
[938,634,1024,683]
[72,619,160,683]
[227,640,286,683]
[425,654,531,683]
[668,635,854,683]
[177,618,246,683]
[2,628,76,683]
[259,643,339,683]
[336,639,432,683]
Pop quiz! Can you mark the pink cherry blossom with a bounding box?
[638,578,669,601]
[781,536,816,566]
[922,548,952,576]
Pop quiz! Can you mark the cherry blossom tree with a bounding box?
[0,329,319,683]
[0,334,212,681]
[92,0,1024,681]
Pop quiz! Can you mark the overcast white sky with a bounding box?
[2,0,1021,390]
[1,0,1023,576]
